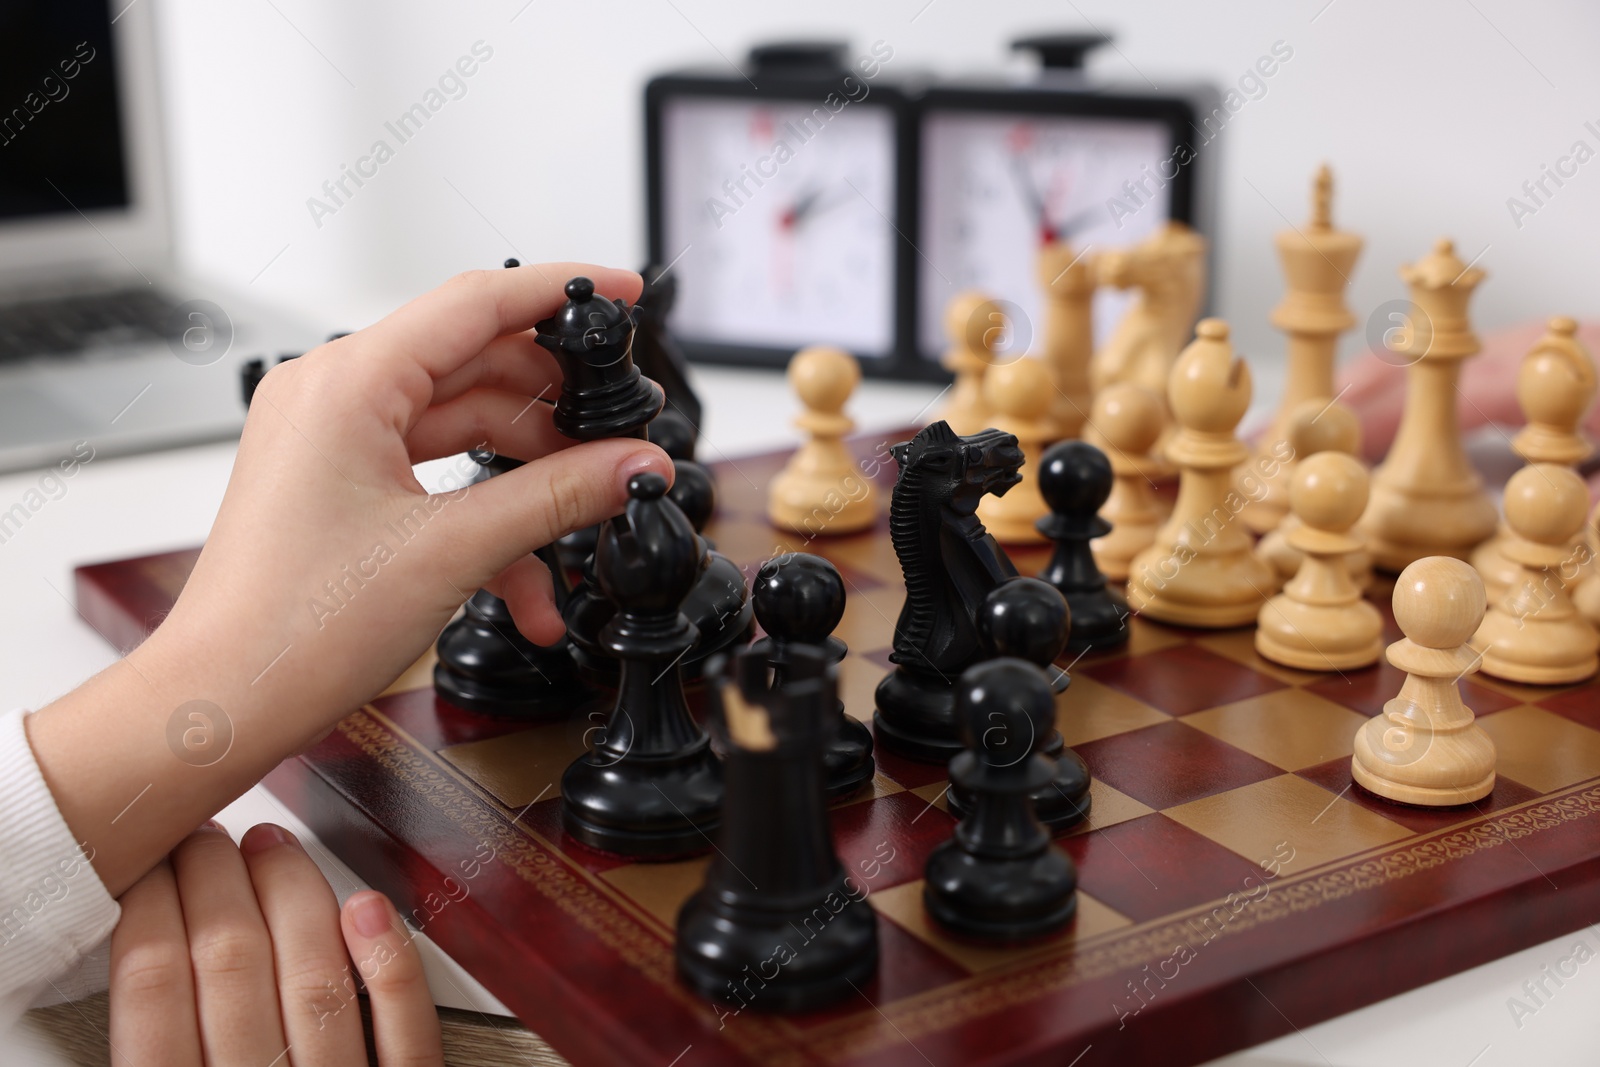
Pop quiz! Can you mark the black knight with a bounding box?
[872,421,1023,762]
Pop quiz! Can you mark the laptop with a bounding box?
[0,0,318,474]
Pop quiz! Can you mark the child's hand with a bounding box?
[110,822,442,1067]
[31,264,673,897]
[160,263,671,743]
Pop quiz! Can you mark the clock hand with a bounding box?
[781,186,828,230]
[1007,152,1056,245]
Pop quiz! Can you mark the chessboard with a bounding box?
[75,432,1600,1067]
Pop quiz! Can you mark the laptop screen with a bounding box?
[0,0,129,221]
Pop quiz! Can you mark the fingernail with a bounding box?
[199,818,227,834]
[617,448,671,491]
[239,823,297,856]
[350,891,394,938]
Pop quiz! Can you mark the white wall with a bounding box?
[154,0,1600,375]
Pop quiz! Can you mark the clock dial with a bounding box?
[918,111,1174,359]
[661,97,898,357]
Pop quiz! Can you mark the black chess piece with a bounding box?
[873,422,1023,763]
[676,644,878,1011]
[563,457,752,686]
[433,452,580,716]
[649,408,698,462]
[560,472,722,857]
[536,275,664,571]
[750,553,874,799]
[1036,440,1130,653]
[537,275,657,652]
[635,262,704,448]
[667,458,716,546]
[675,461,755,681]
[560,555,615,683]
[536,276,662,442]
[671,456,753,682]
[946,577,1093,832]
[923,659,1078,940]
[535,276,751,679]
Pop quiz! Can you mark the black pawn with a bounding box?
[561,555,614,682]
[649,408,699,463]
[924,659,1078,941]
[750,553,874,799]
[560,473,722,857]
[668,458,716,546]
[432,589,578,715]
[676,645,878,1012]
[947,578,1092,832]
[433,454,577,716]
[1036,441,1130,653]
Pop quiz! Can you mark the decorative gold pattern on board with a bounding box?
[336,713,811,1066]
[338,704,1600,1063]
[809,781,1600,1058]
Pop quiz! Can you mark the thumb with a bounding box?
[443,438,672,579]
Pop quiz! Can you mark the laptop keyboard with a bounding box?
[0,289,180,363]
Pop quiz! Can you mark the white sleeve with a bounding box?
[0,707,121,1031]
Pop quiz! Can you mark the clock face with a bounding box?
[918,111,1175,360]
[660,97,899,358]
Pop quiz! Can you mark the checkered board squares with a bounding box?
[410,468,1600,1001]
[73,433,1600,1067]
[409,587,1600,992]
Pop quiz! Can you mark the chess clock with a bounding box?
[644,35,1217,380]
[914,34,1218,366]
[645,42,918,374]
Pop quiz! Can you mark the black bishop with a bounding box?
[559,472,722,857]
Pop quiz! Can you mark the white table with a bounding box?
[8,366,1597,1066]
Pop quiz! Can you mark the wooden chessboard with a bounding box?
[75,435,1600,1067]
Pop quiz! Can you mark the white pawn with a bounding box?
[934,292,1004,436]
[1473,317,1596,605]
[976,358,1052,545]
[768,346,878,536]
[1256,452,1383,671]
[1575,502,1600,629]
[1352,557,1496,807]
[1254,398,1372,591]
[1086,383,1166,582]
[1472,464,1599,684]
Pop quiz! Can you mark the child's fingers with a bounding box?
[109,859,202,1067]
[341,892,445,1067]
[239,824,368,1067]
[404,389,571,465]
[444,438,672,574]
[360,262,642,387]
[485,554,564,645]
[170,824,291,1067]
[425,331,560,408]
